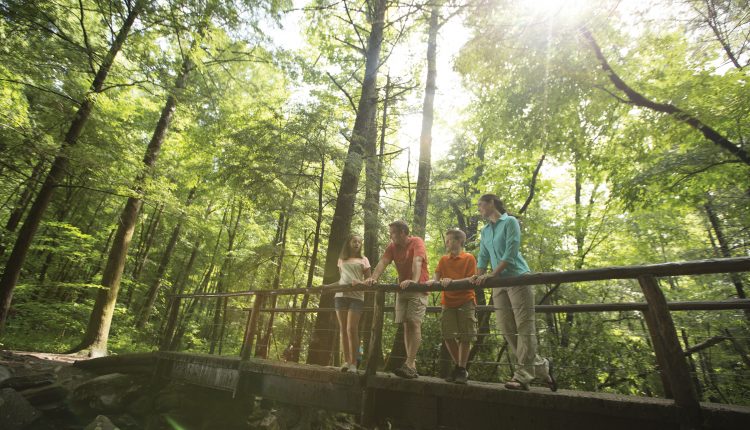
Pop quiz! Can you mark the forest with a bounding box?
[0,0,749,408]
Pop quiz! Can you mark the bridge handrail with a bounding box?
[170,256,750,299]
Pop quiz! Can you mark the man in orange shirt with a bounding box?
[428,228,477,384]
[364,220,429,379]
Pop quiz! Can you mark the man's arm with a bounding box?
[363,257,391,286]
[400,256,423,289]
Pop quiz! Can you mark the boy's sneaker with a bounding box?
[454,367,468,385]
[394,363,418,379]
[444,365,458,383]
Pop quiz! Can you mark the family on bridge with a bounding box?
[333,194,557,391]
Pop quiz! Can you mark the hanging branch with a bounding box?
[581,28,750,166]
[518,153,545,214]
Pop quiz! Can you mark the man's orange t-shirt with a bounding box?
[383,236,430,284]
[436,252,477,308]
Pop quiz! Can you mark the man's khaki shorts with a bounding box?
[394,292,428,324]
[441,301,477,342]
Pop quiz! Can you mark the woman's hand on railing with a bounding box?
[470,274,491,285]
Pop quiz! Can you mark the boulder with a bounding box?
[70,373,149,416]
[21,383,69,407]
[0,387,43,430]
[0,373,55,391]
[0,365,12,384]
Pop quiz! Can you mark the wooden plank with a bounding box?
[639,275,702,430]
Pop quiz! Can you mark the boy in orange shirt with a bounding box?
[428,228,477,384]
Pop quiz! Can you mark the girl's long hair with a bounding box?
[339,234,363,260]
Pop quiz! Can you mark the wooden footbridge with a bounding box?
[76,257,750,429]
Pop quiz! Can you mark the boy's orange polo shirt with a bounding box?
[436,252,477,308]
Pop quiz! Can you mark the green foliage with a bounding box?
[0,0,748,407]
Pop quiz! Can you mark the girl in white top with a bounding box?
[335,234,371,372]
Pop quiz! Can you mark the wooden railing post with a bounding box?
[160,296,181,351]
[241,293,264,360]
[361,289,385,427]
[638,275,702,429]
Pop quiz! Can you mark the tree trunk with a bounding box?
[257,212,291,358]
[170,209,227,351]
[0,1,144,330]
[681,329,705,400]
[412,3,440,239]
[0,160,46,257]
[124,204,163,308]
[307,0,388,366]
[136,187,197,328]
[361,76,391,363]
[208,199,243,354]
[704,199,750,324]
[72,56,190,356]
[290,158,325,362]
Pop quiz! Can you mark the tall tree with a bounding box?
[412,1,440,238]
[307,0,389,365]
[72,32,195,355]
[0,0,146,330]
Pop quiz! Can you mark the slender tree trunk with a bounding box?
[87,228,115,283]
[681,329,705,400]
[208,200,243,354]
[361,77,390,362]
[412,3,440,239]
[124,204,162,308]
[171,209,227,350]
[0,160,46,257]
[136,187,197,328]
[0,1,144,330]
[704,199,750,324]
[290,159,325,362]
[72,57,190,356]
[163,240,200,322]
[307,0,388,366]
[257,212,291,358]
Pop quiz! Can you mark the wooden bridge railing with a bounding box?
[160,256,750,429]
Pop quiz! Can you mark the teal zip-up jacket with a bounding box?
[477,213,530,277]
